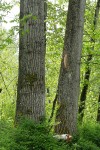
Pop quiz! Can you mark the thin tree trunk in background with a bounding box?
[54,0,86,135]
[16,0,46,122]
[97,89,100,122]
[79,0,100,123]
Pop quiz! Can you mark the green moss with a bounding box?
[25,73,38,85]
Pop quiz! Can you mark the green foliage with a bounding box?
[46,1,67,118]
[72,123,100,150]
[0,1,12,23]
[21,14,37,24]
[80,123,100,147]
[0,119,100,150]
[80,0,100,122]
[0,119,69,150]
[74,139,100,150]
[0,119,14,150]
[0,1,100,149]
[0,29,18,120]
[0,29,14,50]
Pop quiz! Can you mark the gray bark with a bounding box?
[16,0,46,122]
[55,0,86,135]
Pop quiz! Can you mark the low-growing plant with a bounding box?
[0,119,100,150]
[71,123,100,150]
[0,118,69,150]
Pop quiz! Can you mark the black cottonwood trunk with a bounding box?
[16,0,46,122]
[54,0,86,135]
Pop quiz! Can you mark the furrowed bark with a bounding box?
[54,0,86,135]
[16,0,46,122]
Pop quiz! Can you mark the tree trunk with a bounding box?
[55,0,86,135]
[78,54,92,122]
[79,0,100,123]
[16,0,46,122]
[97,89,100,122]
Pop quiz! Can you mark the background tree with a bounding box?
[0,0,18,121]
[16,0,46,122]
[46,1,67,120]
[54,0,86,135]
[97,89,100,122]
[0,28,17,120]
[79,0,100,123]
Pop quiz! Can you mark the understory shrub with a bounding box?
[0,118,69,150]
[11,119,69,150]
[0,119,15,150]
[80,123,100,147]
[0,119,100,150]
[72,122,100,150]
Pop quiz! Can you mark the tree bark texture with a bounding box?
[16,0,46,122]
[55,0,86,135]
[79,0,100,123]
